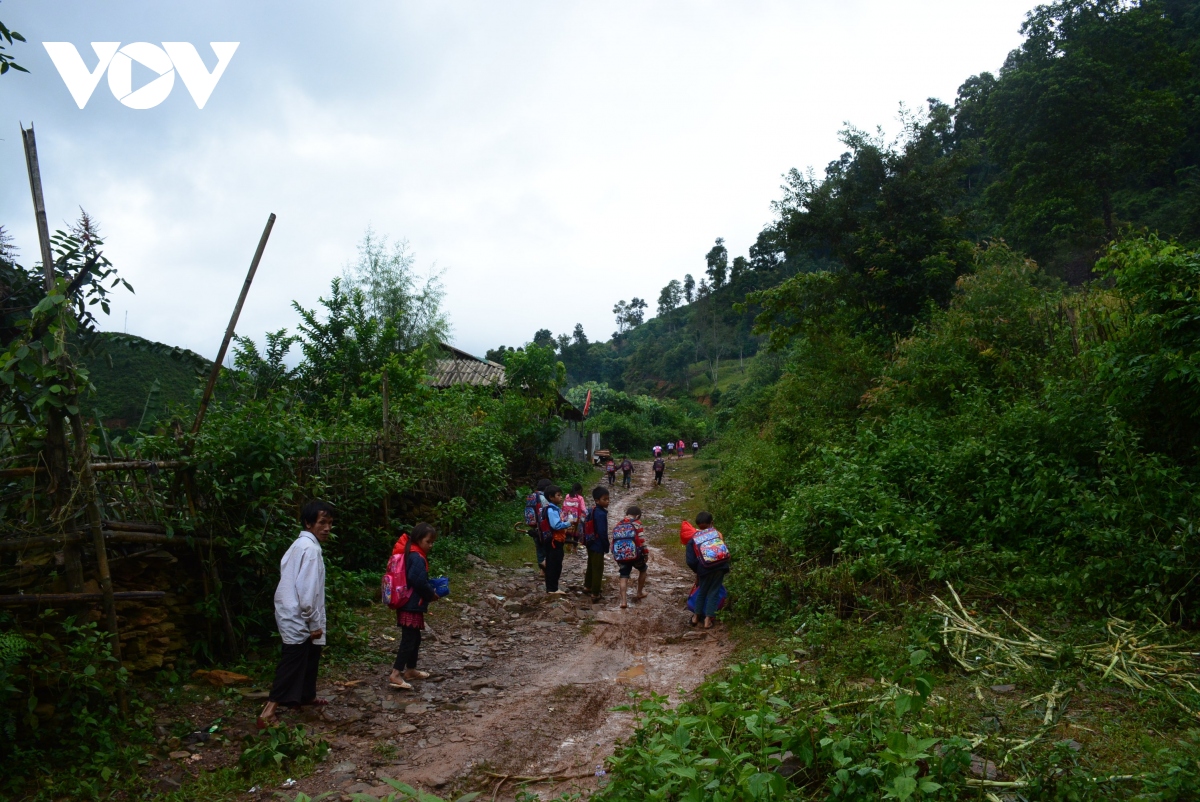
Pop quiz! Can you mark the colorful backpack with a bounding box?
[524,491,542,528]
[621,459,633,473]
[611,519,640,562]
[653,458,665,472]
[606,462,616,475]
[582,508,596,542]
[691,527,730,567]
[381,546,413,610]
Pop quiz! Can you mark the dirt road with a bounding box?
[281,457,726,800]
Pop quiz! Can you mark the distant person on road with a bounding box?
[677,439,686,458]
[653,456,665,485]
[605,459,616,486]
[540,484,572,595]
[259,500,334,728]
[612,505,648,608]
[692,441,699,456]
[620,456,634,488]
[584,486,611,602]
[561,482,589,553]
[387,522,442,690]
[653,444,662,458]
[685,511,730,630]
[666,441,675,459]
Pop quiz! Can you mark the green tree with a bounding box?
[0,2,27,76]
[705,237,728,288]
[979,0,1191,269]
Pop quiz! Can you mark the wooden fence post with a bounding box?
[21,123,84,592]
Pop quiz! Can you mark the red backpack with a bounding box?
[381,541,414,610]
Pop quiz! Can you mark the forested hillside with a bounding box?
[505,0,1200,407]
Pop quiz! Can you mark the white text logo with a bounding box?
[42,42,239,109]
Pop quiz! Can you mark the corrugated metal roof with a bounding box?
[428,343,583,421]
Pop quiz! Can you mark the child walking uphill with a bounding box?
[653,456,665,485]
[584,486,610,601]
[388,522,443,690]
[605,459,616,486]
[685,511,730,629]
[612,505,649,608]
[259,500,334,728]
[541,485,573,594]
[620,456,634,489]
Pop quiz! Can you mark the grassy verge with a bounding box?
[597,458,1200,800]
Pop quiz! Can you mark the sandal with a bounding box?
[689,615,699,627]
[403,670,430,680]
[388,679,414,691]
[256,716,278,730]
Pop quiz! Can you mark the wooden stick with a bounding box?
[190,212,276,437]
[21,123,84,594]
[0,591,166,606]
[0,531,212,552]
[0,460,187,479]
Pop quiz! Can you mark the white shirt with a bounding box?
[273,530,327,645]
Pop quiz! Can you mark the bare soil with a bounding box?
[149,457,728,801]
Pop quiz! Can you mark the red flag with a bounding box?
[582,389,592,417]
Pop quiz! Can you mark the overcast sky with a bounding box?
[1,0,1034,360]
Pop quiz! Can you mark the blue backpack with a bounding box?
[524,492,542,528]
[611,519,639,562]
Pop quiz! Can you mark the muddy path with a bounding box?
[262,457,726,801]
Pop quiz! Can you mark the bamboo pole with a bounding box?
[0,591,165,607]
[190,213,276,437]
[68,414,123,674]
[21,123,84,594]
[0,460,187,478]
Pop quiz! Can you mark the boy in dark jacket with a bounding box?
[653,456,665,485]
[388,523,442,690]
[685,511,728,629]
[584,486,610,601]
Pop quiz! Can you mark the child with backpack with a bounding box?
[653,456,665,485]
[612,505,648,608]
[685,511,729,629]
[583,486,610,601]
[385,523,444,690]
[620,457,634,489]
[561,483,589,553]
[666,441,674,459]
[521,479,551,574]
[677,439,686,458]
[540,484,573,594]
[605,459,616,486]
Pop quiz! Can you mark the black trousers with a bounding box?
[544,541,564,591]
[393,626,422,670]
[268,637,322,707]
[654,470,663,484]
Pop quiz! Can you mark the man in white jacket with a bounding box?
[258,500,334,728]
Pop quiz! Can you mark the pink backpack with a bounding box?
[562,494,586,523]
[381,547,413,610]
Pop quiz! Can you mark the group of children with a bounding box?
[526,479,649,607]
[525,477,732,625]
[255,469,731,729]
[652,440,700,460]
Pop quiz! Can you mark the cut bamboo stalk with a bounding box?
[0,591,166,606]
